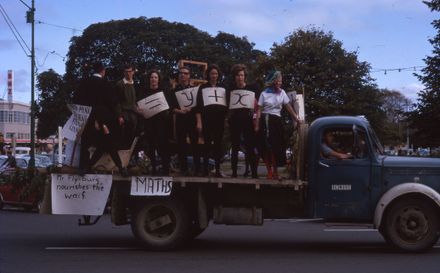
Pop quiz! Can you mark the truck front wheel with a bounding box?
[384,198,440,252]
[131,198,191,251]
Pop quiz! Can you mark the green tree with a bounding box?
[266,28,385,135]
[380,89,412,146]
[36,69,71,139]
[65,17,264,89]
[410,0,440,147]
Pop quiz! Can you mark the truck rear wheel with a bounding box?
[131,198,191,251]
[384,198,440,252]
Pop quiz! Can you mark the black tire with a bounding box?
[384,198,440,252]
[131,197,191,251]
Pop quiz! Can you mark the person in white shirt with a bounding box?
[255,71,299,180]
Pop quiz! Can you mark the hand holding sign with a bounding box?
[175,86,199,109]
[137,92,169,119]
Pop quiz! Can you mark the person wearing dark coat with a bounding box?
[137,69,171,175]
[114,64,138,149]
[168,66,201,176]
[227,64,259,179]
[72,62,122,174]
[195,64,227,177]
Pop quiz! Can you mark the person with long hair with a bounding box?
[228,64,258,178]
[255,71,299,180]
[137,69,171,175]
[195,64,227,177]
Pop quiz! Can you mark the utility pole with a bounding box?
[25,0,36,167]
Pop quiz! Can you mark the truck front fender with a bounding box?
[374,183,440,229]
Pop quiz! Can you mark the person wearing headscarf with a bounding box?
[255,71,299,180]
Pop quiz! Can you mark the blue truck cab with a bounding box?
[306,116,440,251]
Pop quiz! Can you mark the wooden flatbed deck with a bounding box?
[113,175,307,190]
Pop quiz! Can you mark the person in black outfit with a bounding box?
[195,64,227,177]
[114,64,138,149]
[88,105,127,176]
[228,64,258,178]
[169,66,201,176]
[137,69,171,175]
[72,62,124,175]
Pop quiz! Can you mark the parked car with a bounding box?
[0,155,43,211]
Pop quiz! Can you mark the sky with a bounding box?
[0,0,437,104]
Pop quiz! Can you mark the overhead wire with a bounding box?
[0,3,30,57]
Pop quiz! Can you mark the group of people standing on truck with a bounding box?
[73,62,300,179]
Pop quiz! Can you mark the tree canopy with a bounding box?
[410,0,440,147]
[65,17,264,87]
[36,69,71,139]
[262,28,386,135]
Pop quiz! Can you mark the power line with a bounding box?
[371,66,424,74]
[0,3,31,52]
[36,20,83,33]
[0,4,30,57]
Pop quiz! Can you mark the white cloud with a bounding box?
[399,82,424,101]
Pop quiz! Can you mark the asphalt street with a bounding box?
[0,208,439,273]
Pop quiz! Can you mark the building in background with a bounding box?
[0,99,31,143]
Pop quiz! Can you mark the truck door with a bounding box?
[315,125,372,220]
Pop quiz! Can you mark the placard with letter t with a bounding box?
[229,89,255,109]
[130,176,173,196]
[202,87,227,106]
[175,86,199,109]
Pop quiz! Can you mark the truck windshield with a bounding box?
[368,126,384,155]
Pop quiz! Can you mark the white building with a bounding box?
[0,99,31,143]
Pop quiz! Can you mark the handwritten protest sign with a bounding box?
[175,86,199,109]
[202,87,227,106]
[137,92,169,119]
[229,89,255,109]
[51,174,112,215]
[130,176,173,196]
[62,104,92,141]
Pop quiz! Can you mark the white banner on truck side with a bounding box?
[229,89,255,109]
[175,86,199,109]
[51,174,112,215]
[137,92,169,119]
[130,176,173,196]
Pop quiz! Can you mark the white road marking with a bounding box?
[434,245,440,249]
[324,229,378,232]
[45,247,141,250]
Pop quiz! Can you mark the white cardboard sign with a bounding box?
[229,89,255,109]
[202,87,227,106]
[130,176,173,196]
[62,104,92,141]
[287,91,305,121]
[63,140,81,167]
[51,174,112,216]
[175,86,199,109]
[137,92,169,119]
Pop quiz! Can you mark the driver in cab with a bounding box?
[321,130,352,160]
